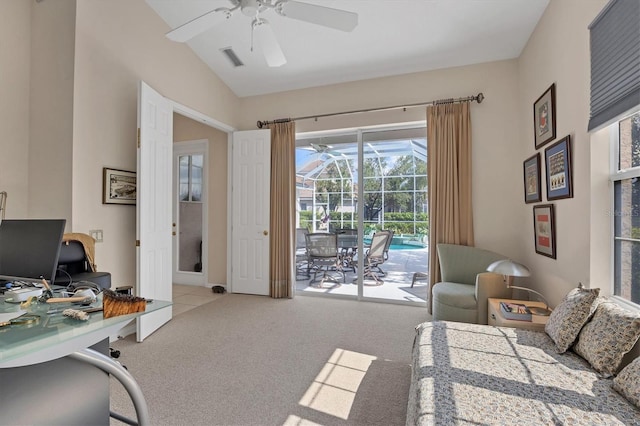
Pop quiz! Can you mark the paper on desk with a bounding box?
[0,310,26,323]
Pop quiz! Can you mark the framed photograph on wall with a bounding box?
[523,153,542,203]
[103,168,137,205]
[545,135,573,200]
[533,204,556,259]
[533,83,556,149]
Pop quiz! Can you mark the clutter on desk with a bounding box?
[62,308,89,321]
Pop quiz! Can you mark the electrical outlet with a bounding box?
[89,229,104,243]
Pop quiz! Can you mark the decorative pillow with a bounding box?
[544,284,600,353]
[613,356,640,409]
[573,301,640,377]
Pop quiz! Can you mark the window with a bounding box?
[612,111,640,304]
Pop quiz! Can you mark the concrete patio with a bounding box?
[295,247,430,305]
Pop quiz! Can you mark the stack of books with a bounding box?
[499,302,532,321]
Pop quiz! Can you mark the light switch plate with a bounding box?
[89,229,103,242]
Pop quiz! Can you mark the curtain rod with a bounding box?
[256,92,484,128]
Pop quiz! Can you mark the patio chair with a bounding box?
[362,230,392,285]
[336,228,357,272]
[381,229,394,275]
[305,232,344,287]
[295,228,310,279]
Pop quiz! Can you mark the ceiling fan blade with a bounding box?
[166,8,231,42]
[277,1,358,32]
[253,20,287,67]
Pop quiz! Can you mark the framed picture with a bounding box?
[103,168,137,205]
[533,83,556,149]
[523,153,542,203]
[545,135,573,200]
[533,204,556,259]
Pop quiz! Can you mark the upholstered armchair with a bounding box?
[432,243,511,324]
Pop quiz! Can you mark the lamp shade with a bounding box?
[487,259,531,277]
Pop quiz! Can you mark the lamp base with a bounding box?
[528,306,552,316]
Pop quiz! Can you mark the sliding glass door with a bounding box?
[294,125,429,306]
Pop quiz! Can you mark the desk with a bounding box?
[0,293,170,425]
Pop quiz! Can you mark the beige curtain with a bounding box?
[268,121,296,298]
[427,103,474,311]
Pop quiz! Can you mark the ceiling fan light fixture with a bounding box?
[240,0,261,17]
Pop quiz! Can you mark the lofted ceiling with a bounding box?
[146,0,549,98]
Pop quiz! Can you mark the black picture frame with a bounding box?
[523,153,542,203]
[545,135,573,201]
[533,83,556,149]
[533,204,556,259]
[103,167,137,205]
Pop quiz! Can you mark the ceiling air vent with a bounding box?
[221,47,244,68]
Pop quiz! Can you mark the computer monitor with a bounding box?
[0,219,66,286]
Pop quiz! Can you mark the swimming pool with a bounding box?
[363,237,427,250]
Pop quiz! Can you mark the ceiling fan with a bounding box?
[165,0,358,67]
[305,143,343,157]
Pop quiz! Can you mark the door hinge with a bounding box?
[136,240,140,247]
[137,128,141,148]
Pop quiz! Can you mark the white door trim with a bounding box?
[173,139,209,286]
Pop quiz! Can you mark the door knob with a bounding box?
[263,230,268,236]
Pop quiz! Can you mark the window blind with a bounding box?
[588,0,640,131]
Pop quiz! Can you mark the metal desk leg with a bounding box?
[69,348,150,426]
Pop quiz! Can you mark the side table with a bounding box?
[488,298,550,331]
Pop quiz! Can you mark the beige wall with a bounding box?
[0,0,31,218]
[29,0,75,223]
[515,0,608,305]
[240,60,524,259]
[71,0,239,286]
[173,114,228,285]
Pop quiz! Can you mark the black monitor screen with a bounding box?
[0,219,66,285]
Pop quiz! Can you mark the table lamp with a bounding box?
[486,259,552,316]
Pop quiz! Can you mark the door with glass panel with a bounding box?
[294,126,428,305]
[173,140,207,286]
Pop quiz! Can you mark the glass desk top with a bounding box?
[0,291,171,368]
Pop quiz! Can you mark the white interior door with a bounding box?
[231,130,270,295]
[136,81,173,342]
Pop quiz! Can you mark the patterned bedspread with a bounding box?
[406,321,639,425]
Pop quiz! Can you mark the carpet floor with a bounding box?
[110,294,430,426]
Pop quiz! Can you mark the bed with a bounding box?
[406,321,640,425]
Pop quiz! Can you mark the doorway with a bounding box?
[294,124,429,306]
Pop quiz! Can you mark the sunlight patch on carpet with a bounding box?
[298,348,377,420]
[282,414,323,425]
